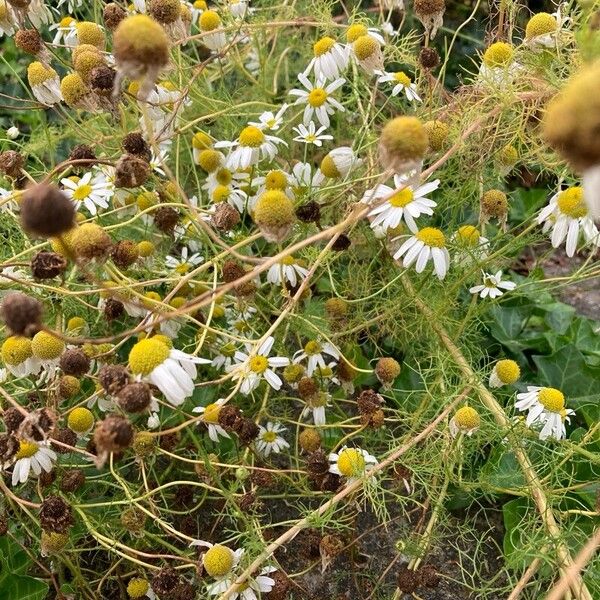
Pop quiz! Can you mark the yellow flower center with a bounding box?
[388,188,414,207]
[215,168,232,185]
[203,545,234,577]
[262,431,277,443]
[346,23,368,43]
[203,402,221,423]
[27,61,57,86]
[238,126,265,148]
[127,578,150,599]
[557,187,587,218]
[192,131,212,149]
[220,342,236,357]
[212,185,231,203]
[317,365,333,377]
[454,406,480,430]
[526,12,557,39]
[68,407,94,434]
[307,88,327,107]
[16,440,39,460]
[415,227,445,248]
[320,155,340,179]
[249,355,268,373]
[304,340,321,355]
[265,170,287,190]
[313,36,335,57]
[495,359,520,384]
[538,387,565,413]
[456,225,481,246]
[281,255,296,266]
[194,0,207,8]
[199,9,221,31]
[352,35,378,60]
[393,71,412,86]
[482,42,514,68]
[337,448,366,477]
[1,336,33,365]
[32,331,65,360]
[128,338,170,375]
[72,183,93,201]
[307,391,328,408]
[60,16,76,27]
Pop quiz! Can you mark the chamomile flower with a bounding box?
[10,439,57,486]
[207,566,277,599]
[393,227,450,280]
[375,70,421,102]
[50,16,78,46]
[227,336,289,395]
[290,162,322,194]
[449,406,480,437]
[266,255,309,287]
[345,23,385,46]
[31,331,65,372]
[1,336,40,377]
[126,578,157,599]
[304,36,350,81]
[489,359,520,388]
[61,171,112,215]
[249,104,288,131]
[210,183,248,213]
[289,74,345,128]
[537,186,600,257]
[362,174,439,233]
[215,126,287,170]
[293,340,339,376]
[300,390,331,426]
[0,2,16,37]
[515,386,575,441]
[192,398,230,442]
[165,246,204,274]
[292,121,333,147]
[452,225,489,263]
[525,8,569,49]
[328,446,378,482]
[191,540,244,578]
[27,62,63,106]
[469,271,516,299]
[256,422,290,456]
[317,147,362,182]
[198,9,227,50]
[128,337,211,406]
[190,0,207,22]
[211,340,238,370]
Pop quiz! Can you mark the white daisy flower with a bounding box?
[249,104,289,131]
[9,440,57,487]
[478,43,521,86]
[293,340,339,376]
[525,7,569,49]
[227,336,289,395]
[292,121,333,147]
[289,74,345,128]
[469,270,516,299]
[125,579,156,600]
[210,184,248,213]
[449,406,480,437]
[192,398,231,442]
[266,255,309,287]
[61,171,112,215]
[393,227,450,280]
[191,540,244,579]
[537,186,600,257]
[300,390,330,426]
[304,36,350,81]
[27,62,63,106]
[211,340,238,370]
[215,126,287,171]
[375,70,421,102]
[452,225,489,264]
[128,338,211,406]
[317,146,362,183]
[165,246,204,274]
[198,10,227,50]
[256,422,290,456]
[346,23,385,46]
[328,446,377,482]
[0,3,16,37]
[363,174,439,233]
[207,566,277,599]
[515,386,575,441]
[488,359,520,389]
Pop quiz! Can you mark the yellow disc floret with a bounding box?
[128,338,170,375]
[249,355,268,373]
[389,188,414,208]
[31,331,65,360]
[27,61,58,86]
[415,227,445,248]
[253,190,295,230]
[199,9,221,31]
[320,155,340,179]
[60,72,89,108]
[238,126,265,148]
[68,407,94,433]
[557,187,587,218]
[393,71,412,87]
[380,116,428,163]
[494,359,520,384]
[538,387,565,413]
[482,42,514,68]
[456,225,481,247]
[346,23,367,43]
[265,170,287,190]
[454,406,480,430]
[76,21,106,49]
[16,440,39,459]
[525,12,557,39]
[2,336,33,365]
[192,130,213,149]
[337,448,366,477]
[127,578,150,599]
[202,402,222,423]
[113,14,170,67]
[203,545,234,577]
[67,316,86,331]
[137,240,155,257]
[313,36,335,57]
[307,87,327,107]
[423,120,449,151]
[352,34,378,60]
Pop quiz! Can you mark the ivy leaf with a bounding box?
[533,345,600,396]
